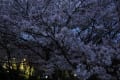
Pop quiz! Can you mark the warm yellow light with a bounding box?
[12,63,17,70]
[30,67,34,76]
[25,66,30,75]
[2,57,35,79]
[19,63,24,71]
[2,63,7,69]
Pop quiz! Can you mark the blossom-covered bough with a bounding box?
[0,0,120,80]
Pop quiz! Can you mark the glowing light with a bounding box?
[30,67,34,76]
[12,63,17,70]
[10,66,12,69]
[2,57,35,79]
[73,73,77,77]
[24,65,35,79]
[45,75,48,79]
[19,63,24,71]
[23,58,26,61]
[25,66,30,75]
[2,63,7,69]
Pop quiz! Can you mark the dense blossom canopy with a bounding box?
[0,0,120,80]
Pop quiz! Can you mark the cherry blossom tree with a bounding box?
[0,0,120,80]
